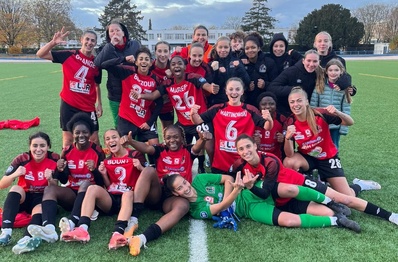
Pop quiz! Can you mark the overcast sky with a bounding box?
[71,0,396,30]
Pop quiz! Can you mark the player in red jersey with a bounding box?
[186,42,213,83]
[36,27,102,148]
[254,92,285,160]
[283,87,380,197]
[133,55,219,173]
[150,41,174,129]
[190,77,273,174]
[0,132,59,254]
[234,134,398,227]
[120,124,212,256]
[172,25,213,63]
[61,129,162,249]
[100,47,163,146]
[27,113,105,245]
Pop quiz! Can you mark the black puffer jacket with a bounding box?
[243,51,279,106]
[318,49,346,68]
[268,60,318,116]
[94,22,140,102]
[209,52,250,106]
[267,33,302,76]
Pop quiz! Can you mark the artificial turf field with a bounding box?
[0,59,398,261]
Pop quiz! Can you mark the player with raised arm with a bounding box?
[36,27,102,148]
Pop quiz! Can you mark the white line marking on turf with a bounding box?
[359,73,398,80]
[0,76,26,81]
[188,219,208,262]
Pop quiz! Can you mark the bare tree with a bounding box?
[385,6,398,42]
[352,4,391,43]
[0,0,30,47]
[221,16,242,30]
[27,0,77,47]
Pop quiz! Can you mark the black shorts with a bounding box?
[60,100,99,132]
[117,116,158,142]
[270,183,311,215]
[211,167,229,175]
[159,111,174,121]
[19,192,43,214]
[299,152,345,181]
[276,198,311,214]
[176,122,199,145]
[103,193,123,216]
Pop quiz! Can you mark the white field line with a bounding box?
[189,140,208,262]
[188,219,208,262]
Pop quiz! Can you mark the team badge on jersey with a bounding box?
[294,132,304,140]
[25,171,35,181]
[68,160,76,169]
[296,79,302,84]
[163,156,172,165]
[259,64,267,73]
[198,77,207,83]
[200,211,208,218]
[5,166,14,174]
[205,186,215,194]
[283,61,290,70]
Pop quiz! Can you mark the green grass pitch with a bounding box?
[0,59,398,261]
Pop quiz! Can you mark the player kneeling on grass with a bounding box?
[165,172,361,232]
[61,129,158,250]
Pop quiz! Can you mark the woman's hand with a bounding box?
[51,27,69,45]
[230,171,245,192]
[98,161,106,175]
[125,55,135,63]
[242,169,259,189]
[57,159,67,172]
[257,79,265,89]
[139,123,150,130]
[285,125,296,140]
[15,166,26,177]
[85,160,96,172]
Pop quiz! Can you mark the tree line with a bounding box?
[1,0,397,53]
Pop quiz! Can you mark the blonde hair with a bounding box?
[314,31,333,50]
[289,87,320,135]
[211,36,231,59]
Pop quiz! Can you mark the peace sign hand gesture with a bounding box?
[52,27,70,45]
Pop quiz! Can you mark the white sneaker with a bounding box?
[353,178,381,191]
[27,225,58,243]
[59,217,74,241]
[12,236,41,254]
[389,213,398,225]
[90,210,99,221]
